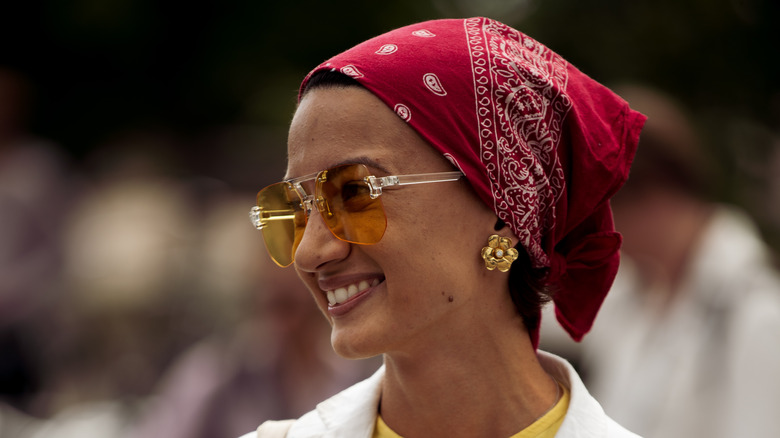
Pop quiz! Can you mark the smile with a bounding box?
[326,279,381,306]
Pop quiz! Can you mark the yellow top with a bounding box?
[372,383,570,438]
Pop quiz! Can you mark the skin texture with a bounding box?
[287,86,559,438]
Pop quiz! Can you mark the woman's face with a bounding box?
[287,86,508,359]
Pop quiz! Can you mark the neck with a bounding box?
[379,314,559,438]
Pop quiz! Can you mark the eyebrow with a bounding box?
[332,156,391,174]
[285,156,391,181]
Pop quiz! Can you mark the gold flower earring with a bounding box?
[481,235,519,272]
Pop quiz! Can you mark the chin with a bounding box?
[330,328,385,360]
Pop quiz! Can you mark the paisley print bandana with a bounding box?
[299,17,646,346]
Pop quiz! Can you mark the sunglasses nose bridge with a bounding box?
[289,181,313,216]
[300,196,314,217]
[314,195,334,219]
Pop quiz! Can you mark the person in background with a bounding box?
[0,67,78,436]
[543,84,780,438]
[243,17,645,437]
[127,195,380,438]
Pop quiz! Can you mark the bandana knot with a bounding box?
[550,229,623,342]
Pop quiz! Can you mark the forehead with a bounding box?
[286,87,450,179]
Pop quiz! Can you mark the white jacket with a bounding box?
[242,351,641,437]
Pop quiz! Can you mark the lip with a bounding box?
[320,276,384,318]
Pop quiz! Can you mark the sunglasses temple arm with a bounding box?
[249,206,297,230]
[366,171,463,199]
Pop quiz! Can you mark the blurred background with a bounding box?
[0,0,778,437]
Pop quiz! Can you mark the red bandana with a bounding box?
[300,17,646,346]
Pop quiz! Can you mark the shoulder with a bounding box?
[537,351,643,437]
[240,419,296,438]
[237,411,324,438]
[605,417,643,438]
[237,365,385,438]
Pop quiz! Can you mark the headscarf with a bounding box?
[300,17,646,347]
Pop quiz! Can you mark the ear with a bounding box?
[491,218,521,248]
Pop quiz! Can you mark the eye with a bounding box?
[341,180,367,199]
[340,181,373,210]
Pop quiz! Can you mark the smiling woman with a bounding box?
[287,86,504,361]
[243,17,645,438]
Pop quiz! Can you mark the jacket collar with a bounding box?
[538,351,613,437]
[315,364,385,437]
[300,352,625,437]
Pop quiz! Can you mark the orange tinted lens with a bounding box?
[256,182,304,267]
[318,164,387,244]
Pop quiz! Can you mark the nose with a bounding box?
[293,206,351,273]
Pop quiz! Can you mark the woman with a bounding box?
[245,17,645,437]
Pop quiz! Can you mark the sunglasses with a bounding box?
[250,163,462,267]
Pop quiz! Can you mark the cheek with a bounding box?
[377,184,495,293]
[296,269,332,322]
[381,221,482,294]
[387,191,487,261]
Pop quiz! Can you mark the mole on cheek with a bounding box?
[448,295,454,303]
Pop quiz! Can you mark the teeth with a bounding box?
[334,288,348,303]
[326,279,380,305]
